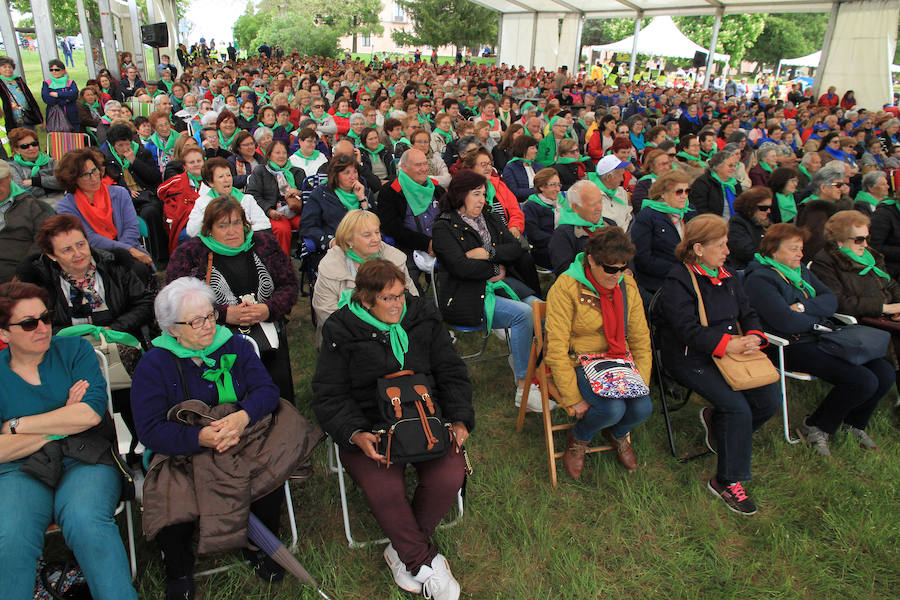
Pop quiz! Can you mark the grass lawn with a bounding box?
[46,289,893,600]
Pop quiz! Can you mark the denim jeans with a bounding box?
[571,367,653,442]
[490,295,539,380]
[674,361,781,483]
[0,460,138,600]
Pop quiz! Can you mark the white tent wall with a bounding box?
[816,0,898,109]
[533,13,562,71]
[498,13,537,68]
[558,13,582,71]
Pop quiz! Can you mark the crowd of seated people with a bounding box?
[1,47,898,600]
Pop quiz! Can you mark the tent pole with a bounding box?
[32,0,59,81]
[704,8,723,90]
[97,0,118,73]
[495,13,502,67]
[574,14,584,76]
[0,0,24,80]
[811,1,839,99]
[775,60,782,82]
[530,12,539,71]
[75,0,97,79]
[628,11,642,83]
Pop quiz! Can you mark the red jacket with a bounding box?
[818,93,838,108]
[489,174,525,233]
[157,172,199,254]
[587,130,606,164]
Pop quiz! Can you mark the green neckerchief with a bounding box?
[346,129,361,144]
[278,122,294,133]
[0,74,16,82]
[151,327,238,403]
[13,152,50,178]
[199,230,254,256]
[699,148,717,161]
[676,151,703,164]
[206,186,245,201]
[347,299,408,368]
[218,129,238,149]
[81,99,101,112]
[334,187,361,211]
[837,246,890,279]
[48,74,69,90]
[361,143,385,163]
[558,204,603,230]
[417,113,433,128]
[754,253,817,297]
[435,127,453,144]
[484,279,520,332]
[2,181,26,203]
[587,172,626,205]
[639,173,658,182]
[398,169,435,216]
[485,180,497,207]
[711,172,737,197]
[562,253,597,294]
[698,263,719,278]
[158,80,172,93]
[800,194,820,205]
[334,111,352,119]
[776,193,797,222]
[641,199,689,219]
[187,173,203,188]
[759,161,774,174]
[57,324,140,348]
[310,112,327,123]
[150,132,177,157]
[526,192,562,210]
[267,161,296,189]
[798,165,811,179]
[855,191,884,207]
[345,248,377,264]
[292,148,321,167]
[109,141,139,170]
[506,156,533,166]
[555,156,582,165]
[396,137,412,148]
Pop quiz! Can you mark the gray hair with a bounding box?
[153,94,170,106]
[154,277,215,332]
[756,143,777,163]
[103,100,121,114]
[399,148,424,169]
[253,126,274,143]
[800,151,819,166]
[349,113,366,126]
[200,111,219,126]
[811,162,844,190]
[885,118,900,130]
[862,170,887,191]
[182,93,196,104]
[708,146,738,170]
[567,179,595,208]
[726,129,747,144]
[390,110,408,121]
[456,135,480,153]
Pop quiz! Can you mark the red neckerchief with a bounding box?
[687,262,732,286]
[584,262,627,357]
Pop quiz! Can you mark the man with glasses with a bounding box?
[0,161,51,282]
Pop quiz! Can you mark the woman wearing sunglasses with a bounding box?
[726,186,774,271]
[6,127,62,199]
[0,281,139,600]
[545,227,652,478]
[0,57,42,130]
[746,222,893,457]
[40,59,80,132]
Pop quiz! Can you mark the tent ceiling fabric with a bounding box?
[469,0,834,17]
[584,16,730,62]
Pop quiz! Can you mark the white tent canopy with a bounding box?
[780,50,822,68]
[582,16,730,63]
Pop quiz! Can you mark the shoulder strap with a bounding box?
[205,251,213,285]
[619,278,628,340]
[172,355,191,403]
[686,265,709,327]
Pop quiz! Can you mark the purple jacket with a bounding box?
[41,79,80,131]
[57,184,146,254]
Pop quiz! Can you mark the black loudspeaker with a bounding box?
[141,23,168,48]
[692,50,708,68]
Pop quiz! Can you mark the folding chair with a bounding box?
[515,300,613,487]
[765,313,857,445]
[647,289,711,462]
[329,441,464,549]
[128,99,153,118]
[47,132,90,162]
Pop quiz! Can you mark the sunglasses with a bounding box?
[673,187,691,196]
[831,181,849,188]
[17,141,39,150]
[757,204,773,212]
[851,235,870,244]
[49,67,63,72]
[599,264,628,275]
[7,311,52,331]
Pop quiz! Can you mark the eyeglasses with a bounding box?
[851,235,870,244]
[376,293,405,304]
[175,311,217,329]
[673,187,691,196]
[544,181,562,188]
[214,220,245,231]
[667,153,676,158]
[7,311,52,331]
[312,104,324,109]
[831,181,850,188]
[757,204,773,212]
[17,141,39,150]
[599,264,628,275]
[474,161,492,168]
[79,167,100,179]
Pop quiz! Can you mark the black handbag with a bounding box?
[373,370,451,465]
[816,322,891,366]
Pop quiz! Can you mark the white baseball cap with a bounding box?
[595,155,630,177]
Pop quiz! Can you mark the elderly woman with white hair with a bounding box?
[855,170,891,216]
[131,276,308,600]
[94,99,121,146]
[749,143,779,188]
[252,125,274,155]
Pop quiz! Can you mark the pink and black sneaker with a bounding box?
[708,477,757,515]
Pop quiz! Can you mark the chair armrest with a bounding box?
[765,332,789,347]
[832,313,857,325]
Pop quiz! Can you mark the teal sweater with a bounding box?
[0,336,107,475]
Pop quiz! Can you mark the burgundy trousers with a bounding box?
[339,447,465,573]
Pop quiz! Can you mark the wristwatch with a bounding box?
[8,417,19,434]
[796,303,805,313]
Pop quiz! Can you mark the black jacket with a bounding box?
[16,248,156,342]
[551,161,584,192]
[245,162,306,214]
[796,197,851,263]
[654,263,765,369]
[312,294,474,450]
[744,259,837,337]
[300,183,372,252]
[726,213,766,271]
[0,76,41,127]
[548,221,618,276]
[376,178,442,252]
[431,210,524,326]
[358,146,397,193]
[631,208,684,292]
[102,144,162,192]
[521,199,554,269]
[689,171,743,218]
[869,203,900,280]
[810,244,900,318]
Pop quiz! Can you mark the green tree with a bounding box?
[306,0,384,54]
[675,15,766,67]
[581,18,648,47]
[391,0,497,52]
[233,4,263,50]
[744,14,828,68]
[252,13,341,58]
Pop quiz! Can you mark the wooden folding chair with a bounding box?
[47,132,90,162]
[515,300,612,487]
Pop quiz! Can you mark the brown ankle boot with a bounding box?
[603,429,638,471]
[564,431,588,479]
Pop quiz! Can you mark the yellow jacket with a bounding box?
[545,272,652,413]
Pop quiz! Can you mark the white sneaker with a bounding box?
[383,544,422,594]
[514,384,557,412]
[414,554,460,600]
